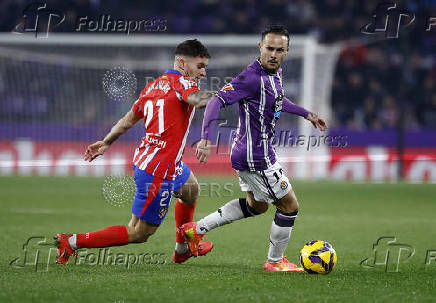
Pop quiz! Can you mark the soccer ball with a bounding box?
[300,240,337,274]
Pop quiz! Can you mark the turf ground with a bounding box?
[1,176,435,303]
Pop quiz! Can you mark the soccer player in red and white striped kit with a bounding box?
[55,39,217,264]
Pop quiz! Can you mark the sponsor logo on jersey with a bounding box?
[280,181,288,190]
[273,93,283,118]
[158,207,168,218]
[220,83,234,92]
[145,134,167,148]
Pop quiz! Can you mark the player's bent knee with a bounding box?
[178,190,198,205]
[274,194,299,213]
[187,179,200,203]
[246,193,268,214]
[242,198,267,216]
[177,175,199,205]
[182,184,198,204]
[276,202,298,214]
[253,202,268,214]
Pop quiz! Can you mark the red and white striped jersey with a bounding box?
[131,69,198,180]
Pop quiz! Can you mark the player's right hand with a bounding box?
[84,141,110,162]
[195,139,212,163]
[306,112,328,131]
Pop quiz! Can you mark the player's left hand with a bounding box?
[306,112,328,131]
[84,141,110,162]
[195,139,212,163]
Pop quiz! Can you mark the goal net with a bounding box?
[0,33,340,177]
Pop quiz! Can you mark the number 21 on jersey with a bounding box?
[143,99,165,135]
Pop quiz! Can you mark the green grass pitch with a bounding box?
[1,176,435,302]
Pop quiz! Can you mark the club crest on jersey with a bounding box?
[175,166,183,176]
[220,83,234,92]
[280,181,288,190]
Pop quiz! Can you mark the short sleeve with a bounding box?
[132,82,154,118]
[216,71,259,106]
[131,98,144,118]
[174,76,199,102]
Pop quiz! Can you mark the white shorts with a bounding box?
[236,162,292,204]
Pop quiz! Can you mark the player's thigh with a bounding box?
[237,162,291,204]
[131,166,173,226]
[273,188,299,213]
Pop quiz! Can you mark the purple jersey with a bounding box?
[201,60,309,172]
[216,60,287,171]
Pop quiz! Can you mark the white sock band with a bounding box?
[68,234,77,250]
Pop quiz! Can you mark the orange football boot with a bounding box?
[172,241,213,263]
[55,233,76,264]
[263,256,304,272]
[180,222,205,257]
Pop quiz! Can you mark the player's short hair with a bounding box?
[174,39,211,58]
[261,25,290,45]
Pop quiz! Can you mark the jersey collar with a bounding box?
[164,69,182,75]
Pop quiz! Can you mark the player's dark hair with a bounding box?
[261,25,290,45]
[174,39,211,58]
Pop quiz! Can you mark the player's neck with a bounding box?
[173,65,185,75]
[261,64,279,75]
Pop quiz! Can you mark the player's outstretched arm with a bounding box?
[282,97,328,131]
[187,91,216,108]
[306,112,328,131]
[196,95,224,163]
[84,110,141,162]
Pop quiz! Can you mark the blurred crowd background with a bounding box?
[0,0,435,130]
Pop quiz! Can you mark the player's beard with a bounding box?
[260,58,281,74]
[263,63,280,74]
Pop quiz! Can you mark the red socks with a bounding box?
[76,225,129,249]
[74,201,196,249]
[175,200,197,243]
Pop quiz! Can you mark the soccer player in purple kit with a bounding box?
[181,26,328,271]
